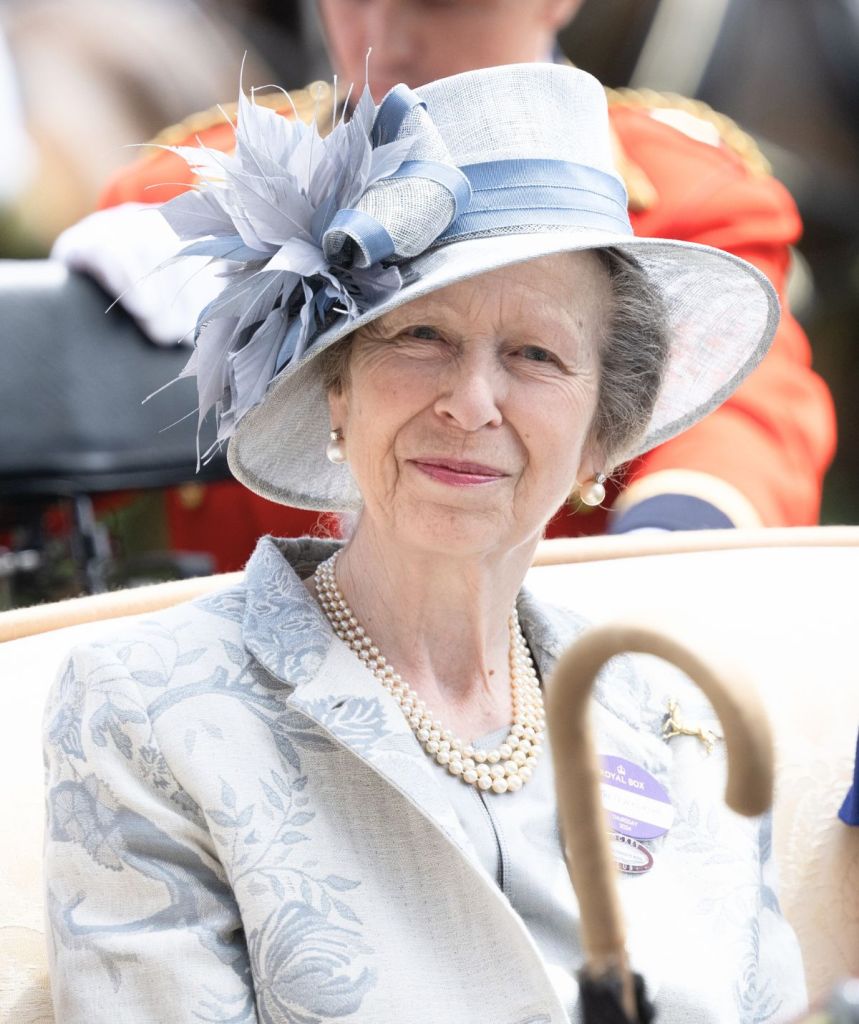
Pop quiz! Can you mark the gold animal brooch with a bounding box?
[662,697,722,754]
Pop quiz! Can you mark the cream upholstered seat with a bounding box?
[1,527,857,1021]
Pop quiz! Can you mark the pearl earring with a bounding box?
[326,429,347,465]
[579,473,606,507]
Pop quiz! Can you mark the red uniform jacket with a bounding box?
[99,88,836,570]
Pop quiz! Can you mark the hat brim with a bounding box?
[228,228,778,512]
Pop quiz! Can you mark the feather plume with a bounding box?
[154,76,464,449]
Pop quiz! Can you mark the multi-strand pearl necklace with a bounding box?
[313,553,545,794]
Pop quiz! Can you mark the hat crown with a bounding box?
[414,64,621,186]
[340,65,629,274]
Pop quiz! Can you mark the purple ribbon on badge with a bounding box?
[599,755,675,841]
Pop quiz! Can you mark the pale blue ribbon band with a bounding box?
[327,84,472,266]
[390,160,471,219]
[324,208,396,267]
[372,84,425,146]
[371,86,472,224]
[439,158,633,241]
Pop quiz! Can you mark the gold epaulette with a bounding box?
[605,86,771,178]
[142,80,339,158]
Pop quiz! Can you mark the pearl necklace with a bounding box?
[313,553,545,794]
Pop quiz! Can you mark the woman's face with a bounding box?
[328,251,610,558]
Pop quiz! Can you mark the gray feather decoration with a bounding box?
[154,78,466,463]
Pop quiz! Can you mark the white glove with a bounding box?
[51,202,226,346]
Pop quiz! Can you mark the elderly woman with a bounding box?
[43,65,806,1023]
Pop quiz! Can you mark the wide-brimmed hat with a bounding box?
[157,63,778,511]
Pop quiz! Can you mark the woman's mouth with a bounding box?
[410,459,508,487]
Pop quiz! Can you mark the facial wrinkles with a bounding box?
[349,323,515,479]
[362,305,587,479]
[444,262,603,503]
[370,266,591,361]
[334,254,609,540]
[354,259,604,414]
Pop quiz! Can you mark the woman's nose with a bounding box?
[433,358,505,432]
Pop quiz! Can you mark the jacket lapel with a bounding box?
[241,536,479,862]
[237,538,692,1023]
[240,538,671,845]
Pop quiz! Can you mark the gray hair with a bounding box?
[589,248,669,469]
[319,248,670,471]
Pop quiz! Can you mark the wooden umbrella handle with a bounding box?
[546,621,775,1014]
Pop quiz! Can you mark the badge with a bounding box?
[599,755,674,841]
[608,831,654,874]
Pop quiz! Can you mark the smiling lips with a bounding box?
[411,458,509,487]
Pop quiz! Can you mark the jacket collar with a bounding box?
[241,535,583,684]
[239,537,598,1020]
[239,537,600,859]
[241,536,478,858]
[241,534,340,687]
[240,536,669,854]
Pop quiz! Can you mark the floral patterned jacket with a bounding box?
[43,536,806,1024]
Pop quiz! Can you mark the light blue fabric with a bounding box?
[371,83,426,146]
[439,158,633,241]
[43,536,808,1024]
[323,208,397,266]
[390,159,472,219]
[324,158,472,268]
[440,668,809,1024]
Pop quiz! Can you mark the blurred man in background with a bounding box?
[59,0,836,570]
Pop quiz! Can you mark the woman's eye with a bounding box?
[520,345,557,364]
[405,325,440,341]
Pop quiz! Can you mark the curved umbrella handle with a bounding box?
[546,621,775,1018]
